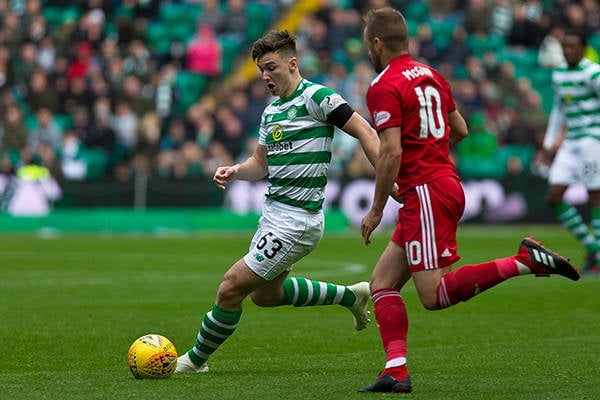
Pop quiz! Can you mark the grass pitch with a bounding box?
[1,224,598,399]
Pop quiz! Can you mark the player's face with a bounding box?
[561,35,585,68]
[256,51,297,98]
[363,30,384,73]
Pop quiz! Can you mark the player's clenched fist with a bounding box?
[213,165,239,190]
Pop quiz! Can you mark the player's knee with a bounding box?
[216,277,245,309]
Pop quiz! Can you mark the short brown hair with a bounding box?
[363,7,408,52]
[251,30,297,62]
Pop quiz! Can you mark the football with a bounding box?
[127,334,178,379]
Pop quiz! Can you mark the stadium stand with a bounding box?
[1,0,600,208]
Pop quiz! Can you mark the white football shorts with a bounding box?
[243,200,324,280]
[548,137,600,190]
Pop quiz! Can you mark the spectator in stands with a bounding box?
[414,22,439,65]
[454,78,483,120]
[62,75,95,115]
[0,0,597,189]
[325,6,362,55]
[463,0,491,36]
[1,104,30,168]
[132,111,161,176]
[490,0,513,37]
[306,17,330,63]
[35,35,56,72]
[8,41,38,89]
[1,9,24,55]
[581,0,600,33]
[112,100,139,163]
[507,1,545,48]
[116,75,154,117]
[66,41,95,82]
[157,117,193,178]
[227,87,255,131]
[52,12,79,55]
[213,104,244,160]
[25,14,48,44]
[123,39,155,81]
[21,0,44,30]
[443,25,472,69]
[495,60,519,101]
[72,8,106,51]
[84,97,117,162]
[28,107,63,173]
[497,103,538,177]
[187,101,216,151]
[216,0,248,45]
[27,68,60,113]
[186,24,222,77]
[197,0,224,31]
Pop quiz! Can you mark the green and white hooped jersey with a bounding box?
[552,58,600,141]
[258,79,347,212]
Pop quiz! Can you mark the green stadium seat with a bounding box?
[402,1,429,23]
[467,34,506,58]
[54,113,74,131]
[146,22,171,55]
[159,2,201,25]
[219,36,240,75]
[245,2,272,43]
[174,71,209,114]
[428,18,458,50]
[169,21,196,42]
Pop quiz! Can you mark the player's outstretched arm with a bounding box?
[213,145,268,190]
[361,126,402,245]
[340,112,380,169]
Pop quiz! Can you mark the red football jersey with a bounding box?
[366,54,459,194]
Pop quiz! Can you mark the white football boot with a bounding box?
[175,352,209,373]
[346,281,371,331]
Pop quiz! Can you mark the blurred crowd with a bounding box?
[1,0,600,186]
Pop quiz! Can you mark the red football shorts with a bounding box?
[391,176,465,272]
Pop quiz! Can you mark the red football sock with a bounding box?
[436,257,518,308]
[372,289,408,366]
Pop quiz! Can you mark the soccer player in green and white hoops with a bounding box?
[542,28,600,274]
[176,30,385,373]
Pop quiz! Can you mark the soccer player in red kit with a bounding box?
[358,7,580,394]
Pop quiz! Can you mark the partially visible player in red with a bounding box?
[358,7,580,394]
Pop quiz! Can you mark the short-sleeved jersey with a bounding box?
[258,78,348,212]
[366,54,458,194]
[551,58,600,141]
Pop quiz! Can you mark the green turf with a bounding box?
[1,225,598,399]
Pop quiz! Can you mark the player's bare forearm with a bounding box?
[371,150,401,212]
[342,112,380,168]
[213,146,268,190]
[361,151,399,245]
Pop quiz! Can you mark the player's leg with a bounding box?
[547,141,600,268]
[251,274,371,330]
[549,184,598,259]
[410,177,579,311]
[582,137,600,272]
[588,189,600,272]
[176,258,266,373]
[357,240,412,393]
[248,202,371,330]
